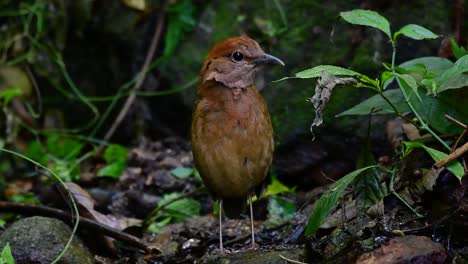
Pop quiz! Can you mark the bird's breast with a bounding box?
[192,85,273,199]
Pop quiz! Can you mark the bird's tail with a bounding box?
[222,197,247,219]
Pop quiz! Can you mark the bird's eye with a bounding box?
[231,51,244,62]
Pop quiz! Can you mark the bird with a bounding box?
[191,36,284,252]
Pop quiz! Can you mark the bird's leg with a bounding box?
[219,199,224,253]
[249,195,256,248]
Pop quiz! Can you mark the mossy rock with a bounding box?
[0,216,94,264]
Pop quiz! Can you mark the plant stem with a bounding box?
[390,41,451,151]
[389,167,423,218]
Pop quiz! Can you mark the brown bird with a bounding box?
[191,36,284,251]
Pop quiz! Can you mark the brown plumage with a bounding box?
[191,36,284,251]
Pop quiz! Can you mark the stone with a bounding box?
[356,235,448,264]
[0,216,94,264]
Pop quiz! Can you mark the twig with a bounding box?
[399,210,456,233]
[0,201,160,254]
[444,114,467,152]
[445,114,467,129]
[97,10,167,155]
[278,254,308,264]
[434,142,468,169]
[389,168,423,218]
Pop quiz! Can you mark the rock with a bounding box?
[201,246,306,264]
[356,235,448,264]
[0,216,94,264]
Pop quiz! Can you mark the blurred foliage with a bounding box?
[264,196,295,229]
[147,192,201,233]
[170,166,195,179]
[97,144,128,179]
[0,243,15,264]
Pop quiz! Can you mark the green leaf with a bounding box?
[340,9,391,39]
[0,88,22,106]
[103,144,128,164]
[450,38,468,59]
[395,73,422,101]
[50,160,80,181]
[147,217,172,234]
[46,134,83,160]
[261,177,294,198]
[402,142,464,179]
[10,192,39,204]
[337,89,409,116]
[278,65,364,81]
[264,196,296,228]
[381,71,394,88]
[400,57,454,77]
[170,167,194,179]
[163,0,195,58]
[355,142,387,210]
[97,162,126,179]
[394,24,439,40]
[164,198,201,223]
[305,166,377,235]
[0,243,15,264]
[438,74,468,93]
[25,141,49,165]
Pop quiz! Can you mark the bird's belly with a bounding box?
[192,100,273,199]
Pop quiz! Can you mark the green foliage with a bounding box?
[0,243,15,264]
[278,65,362,81]
[402,141,464,179]
[339,9,391,39]
[25,135,86,181]
[97,144,128,179]
[393,24,439,41]
[47,134,83,160]
[9,192,39,204]
[163,0,196,58]
[264,196,296,229]
[261,176,295,198]
[305,166,377,235]
[0,88,22,106]
[170,167,195,179]
[450,38,468,59]
[285,9,466,236]
[163,196,200,223]
[354,142,387,210]
[147,192,201,233]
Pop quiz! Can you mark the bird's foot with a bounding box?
[248,242,259,250]
[216,247,230,255]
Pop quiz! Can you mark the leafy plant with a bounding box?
[0,88,22,106]
[305,166,377,235]
[282,9,467,235]
[147,192,201,233]
[451,38,468,59]
[97,144,128,179]
[170,167,195,179]
[264,196,296,229]
[0,243,15,264]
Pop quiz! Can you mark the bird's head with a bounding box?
[200,36,284,89]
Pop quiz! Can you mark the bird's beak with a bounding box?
[254,54,285,66]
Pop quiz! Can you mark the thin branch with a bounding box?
[434,142,468,169]
[445,114,467,129]
[0,201,161,254]
[278,254,308,264]
[98,11,166,155]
